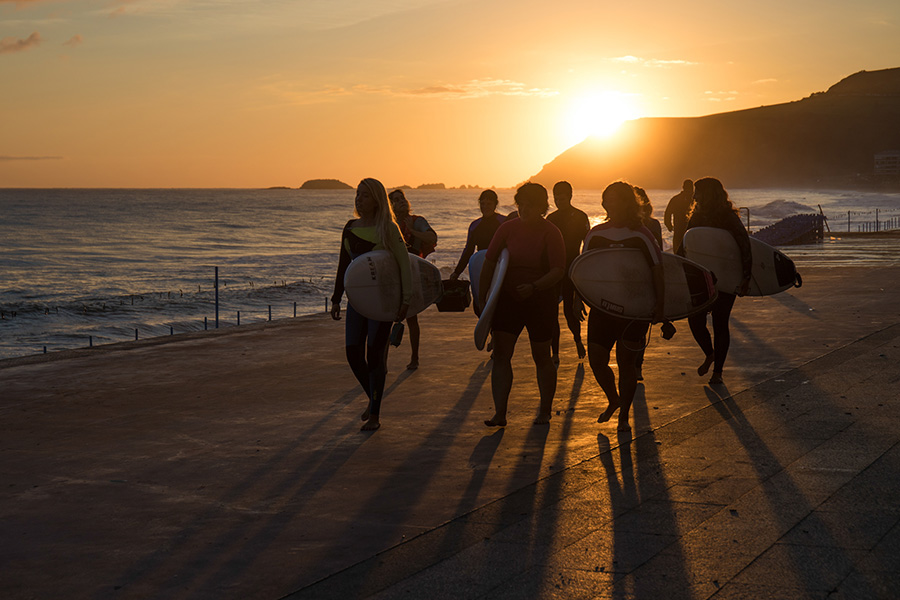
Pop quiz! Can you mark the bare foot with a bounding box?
[361,416,380,431]
[617,420,632,432]
[484,414,507,427]
[406,360,419,371]
[487,339,494,352]
[533,413,552,425]
[361,407,370,421]
[697,353,714,376]
[575,340,586,360]
[708,372,723,385]
[597,402,620,423]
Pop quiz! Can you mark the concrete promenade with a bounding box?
[2,265,900,599]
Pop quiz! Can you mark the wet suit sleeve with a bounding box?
[331,220,354,304]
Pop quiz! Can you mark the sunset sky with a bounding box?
[2,0,899,188]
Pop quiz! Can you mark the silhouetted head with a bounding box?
[601,181,642,229]
[388,188,411,218]
[478,189,499,217]
[683,179,694,192]
[634,186,653,220]
[552,181,573,209]
[514,182,549,223]
[691,177,738,217]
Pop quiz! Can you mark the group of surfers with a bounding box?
[330,177,751,432]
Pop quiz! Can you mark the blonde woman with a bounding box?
[331,178,411,431]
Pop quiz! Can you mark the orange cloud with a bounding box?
[63,34,83,47]
[0,32,41,55]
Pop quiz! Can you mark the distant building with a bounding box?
[875,150,900,176]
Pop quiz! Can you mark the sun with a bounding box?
[563,91,639,146]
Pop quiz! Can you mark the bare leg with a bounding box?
[615,342,640,431]
[530,339,557,424]
[588,342,620,422]
[485,330,516,426]
[406,315,420,370]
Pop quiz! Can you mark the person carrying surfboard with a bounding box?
[679,177,751,385]
[479,182,566,427]
[634,186,665,381]
[547,181,591,363]
[582,181,665,433]
[389,189,438,371]
[331,178,412,432]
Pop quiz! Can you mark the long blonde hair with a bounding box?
[358,178,401,248]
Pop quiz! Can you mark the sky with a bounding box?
[1,0,899,188]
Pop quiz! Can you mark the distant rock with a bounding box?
[416,183,446,190]
[265,186,291,190]
[300,179,352,190]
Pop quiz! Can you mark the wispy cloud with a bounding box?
[752,78,778,85]
[611,56,697,68]
[0,155,63,160]
[262,77,558,106]
[63,34,82,47]
[704,90,738,102]
[0,31,41,54]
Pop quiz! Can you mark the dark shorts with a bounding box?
[492,290,557,343]
[587,309,650,351]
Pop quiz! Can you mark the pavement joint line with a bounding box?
[283,321,900,599]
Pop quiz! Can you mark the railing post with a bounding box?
[215,266,219,329]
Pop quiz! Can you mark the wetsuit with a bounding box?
[331,220,411,417]
[452,213,506,278]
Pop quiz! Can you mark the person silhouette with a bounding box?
[389,189,437,371]
[583,182,665,433]
[331,179,411,431]
[479,183,565,426]
[665,179,694,253]
[546,181,590,363]
[680,177,751,385]
[449,190,506,283]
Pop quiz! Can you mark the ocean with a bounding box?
[2,187,899,360]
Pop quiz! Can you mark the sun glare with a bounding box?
[563,91,639,146]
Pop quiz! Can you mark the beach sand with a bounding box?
[2,264,899,599]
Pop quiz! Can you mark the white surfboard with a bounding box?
[343,250,444,322]
[570,248,717,321]
[682,227,801,296]
[474,248,509,350]
[467,250,487,316]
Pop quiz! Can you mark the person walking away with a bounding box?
[583,182,665,433]
[331,179,411,431]
[389,189,438,370]
[479,183,565,427]
[546,181,591,363]
[634,186,664,381]
[679,177,751,385]
[665,179,693,253]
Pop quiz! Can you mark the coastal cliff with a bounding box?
[531,67,900,189]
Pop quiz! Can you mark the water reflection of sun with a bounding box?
[563,91,640,146]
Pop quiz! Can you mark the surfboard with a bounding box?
[343,250,444,322]
[569,248,717,321]
[473,248,509,350]
[681,227,801,296]
[467,249,487,316]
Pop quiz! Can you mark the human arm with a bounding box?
[664,199,675,231]
[330,222,354,320]
[451,224,478,280]
[478,258,496,307]
[516,266,564,300]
